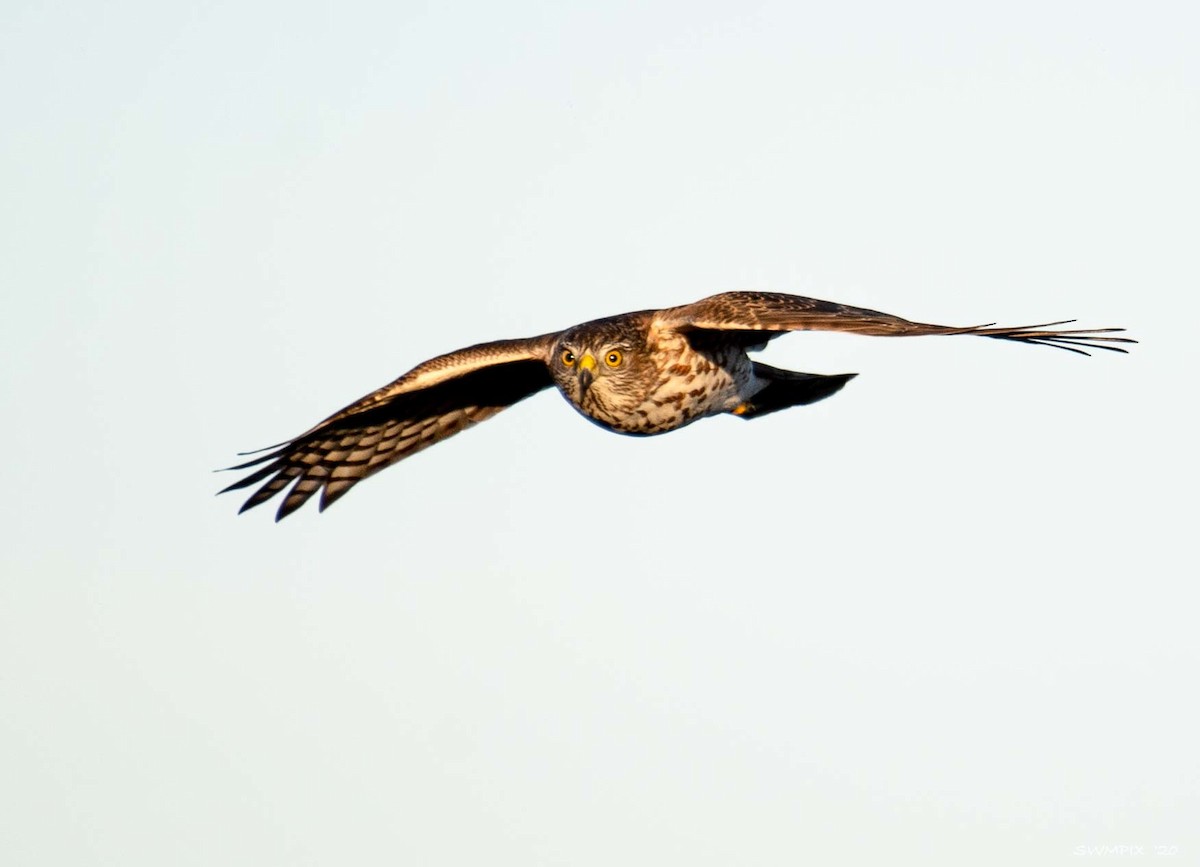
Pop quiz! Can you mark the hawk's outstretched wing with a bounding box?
[220,334,558,520]
[656,292,1134,355]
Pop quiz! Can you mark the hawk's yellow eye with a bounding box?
[605,350,623,368]
[561,350,576,366]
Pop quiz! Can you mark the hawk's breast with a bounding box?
[582,331,758,435]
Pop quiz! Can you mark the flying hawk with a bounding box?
[221,292,1132,520]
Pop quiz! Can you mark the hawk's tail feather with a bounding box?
[735,365,857,420]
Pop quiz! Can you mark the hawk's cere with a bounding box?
[221,292,1133,520]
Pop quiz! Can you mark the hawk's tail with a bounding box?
[733,364,857,420]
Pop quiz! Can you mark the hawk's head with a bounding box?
[549,315,654,431]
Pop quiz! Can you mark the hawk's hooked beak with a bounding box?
[577,353,596,397]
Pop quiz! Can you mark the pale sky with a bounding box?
[2,1,1197,865]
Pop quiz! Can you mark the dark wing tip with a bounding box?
[972,322,1135,355]
[318,479,356,513]
[274,495,305,522]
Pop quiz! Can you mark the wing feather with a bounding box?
[220,333,558,519]
[656,292,1134,354]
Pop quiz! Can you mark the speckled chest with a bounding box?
[589,330,756,435]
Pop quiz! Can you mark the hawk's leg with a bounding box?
[732,364,857,420]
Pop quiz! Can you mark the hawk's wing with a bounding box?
[656,292,1133,355]
[220,333,559,520]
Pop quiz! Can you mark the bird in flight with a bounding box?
[221,292,1132,520]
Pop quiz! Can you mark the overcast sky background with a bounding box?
[3,1,1197,865]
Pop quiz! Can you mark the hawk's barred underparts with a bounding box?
[221,292,1133,520]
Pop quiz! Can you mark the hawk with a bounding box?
[221,292,1132,520]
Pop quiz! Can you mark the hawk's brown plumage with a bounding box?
[221,292,1132,519]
